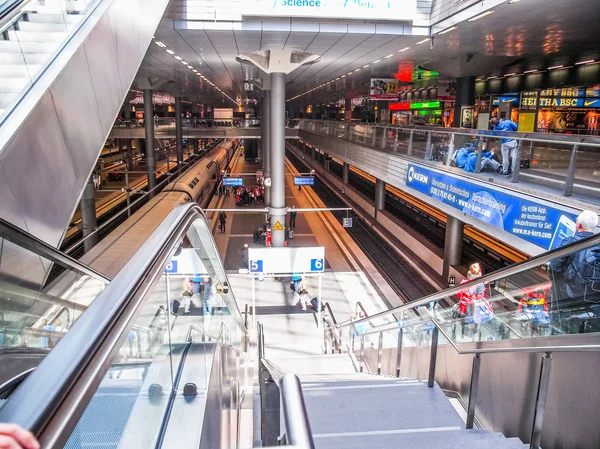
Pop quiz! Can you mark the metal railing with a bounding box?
[0,203,247,447]
[114,117,261,130]
[298,119,600,197]
[257,323,315,448]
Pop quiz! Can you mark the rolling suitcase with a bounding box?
[288,229,294,240]
[309,294,324,312]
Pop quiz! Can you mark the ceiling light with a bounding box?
[335,77,340,80]
[467,10,495,21]
[475,78,482,81]
[166,49,175,55]
[416,38,430,45]
[180,60,188,65]
[341,75,346,78]
[575,59,595,65]
[363,64,370,68]
[174,55,182,61]
[398,47,410,52]
[524,69,538,73]
[384,54,393,59]
[354,68,361,72]
[155,41,166,48]
[508,0,520,3]
[547,65,563,70]
[372,59,381,64]
[347,72,353,75]
[488,76,498,79]
[438,26,457,35]
[505,72,516,76]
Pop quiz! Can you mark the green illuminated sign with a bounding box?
[410,101,441,109]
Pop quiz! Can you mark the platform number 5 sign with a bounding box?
[250,260,263,273]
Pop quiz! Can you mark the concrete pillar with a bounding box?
[80,176,98,253]
[442,216,464,280]
[270,72,286,247]
[175,96,183,169]
[453,76,475,127]
[144,89,157,198]
[343,162,350,184]
[126,139,133,171]
[263,89,272,208]
[192,139,199,154]
[375,178,386,211]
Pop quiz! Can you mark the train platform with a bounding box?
[206,150,403,357]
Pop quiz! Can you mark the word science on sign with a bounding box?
[405,164,577,251]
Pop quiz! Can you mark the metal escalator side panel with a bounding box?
[0,0,170,287]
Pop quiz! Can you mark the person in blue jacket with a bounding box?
[464,148,502,173]
[493,118,518,175]
[454,143,474,168]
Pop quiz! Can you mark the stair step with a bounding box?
[0,78,31,94]
[0,64,41,78]
[0,52,51,65]
[16,20,73,33]
[25,12,81,25]
[311,428,526,449]
[0,39,60,54]
[269,353,356,376]
[7,29,69,43]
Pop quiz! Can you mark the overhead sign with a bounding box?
[405,164,577,251]
[241,0,416,21]
[343,217,353,228]
[166,249,208,274]
[370,79,400,100]
[520,92,538,111]
[223,177,243,187]
[410,101,441,110]
[248,247,325,274]
[294,176,315,186]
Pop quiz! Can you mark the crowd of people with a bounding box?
[171,275,216,316]
[234,184,265,206]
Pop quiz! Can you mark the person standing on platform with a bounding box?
[289,206,297,229]
[494,118,518,175]
[218,211,227,233]
[241,243,249,269]
[202,276,214,316]
[40,319,53,349]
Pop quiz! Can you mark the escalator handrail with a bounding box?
[337,232,600,331]
[0,216,110,283]
[0,203,246,447]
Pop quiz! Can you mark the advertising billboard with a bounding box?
[242,0,416,21]
[370,78,400,100]
[405,164,577,251]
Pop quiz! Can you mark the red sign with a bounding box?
[389,102,411,111]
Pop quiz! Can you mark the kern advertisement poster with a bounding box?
[405,164,578,251]
[370,78,400,100]
[242,0,416,21]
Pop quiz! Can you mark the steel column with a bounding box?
[381,127,387,149]
[530,353,552,449]
[377,332,383,375]
[407,129,414,155]
[563,144,578,196]
[143,89,157,198]
[466,354,481,429]
[375,178,386,211]
[263,89,272,207]
[342,162,350,184]
[80,176,98,253]
[393,129,399,152]
[442,216,464,280]
[444,134,455,166]
[396,329,403,377]
[427,327,439,388]
[511,140,522,183]
[175,96,183,169]
[270,73,286,247]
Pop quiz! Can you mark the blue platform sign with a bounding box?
[294,176,315,186]
[249,260,263,273]
[405,164,577,251]
[165,260,178,273]
[310,258,324,272]
[223,177,244,187]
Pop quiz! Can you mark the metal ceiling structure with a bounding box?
[138,0,600,107]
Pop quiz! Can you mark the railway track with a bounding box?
[287,150,434,303]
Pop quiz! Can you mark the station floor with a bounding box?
[207,149,401,358]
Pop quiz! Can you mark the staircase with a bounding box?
[265,353,528,449]
[0,0,82,119]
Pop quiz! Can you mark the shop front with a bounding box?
[535,87,600,134]
[389,100,453,126]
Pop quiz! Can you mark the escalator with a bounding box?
[0,0,169,288]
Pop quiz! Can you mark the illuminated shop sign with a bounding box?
[540,87,585,97]
[539,97,583,107]
[242,0,417,20]
[410,101,441,109]
[492,96,518,106]
[389,102,411,111]
[519,91,538,111]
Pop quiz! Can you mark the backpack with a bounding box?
[570,246,600,302]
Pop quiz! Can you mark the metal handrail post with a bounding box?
[393,129,399,152]
[444,134,455,165]
[428,327,439,387]
[360,335,365,372]
[371,126,377,146]
[563,144,578,196]
[323,325,328,354]
[407,129,414,156]
[395,329,403,378]
[425,131,432,160]
[338,327,343,353]
[377,332,383,375]
[511,140,522,183]
[466,353,481,429]
[381,127,388,149]
[530,353,552,449]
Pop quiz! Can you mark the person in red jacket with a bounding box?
[454,263,495,341]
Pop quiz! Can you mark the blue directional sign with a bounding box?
[165,260,178,273]
[223,177,244,187]
[310,258,324,272]
[249,260,263,273]
[294,176,315,186]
